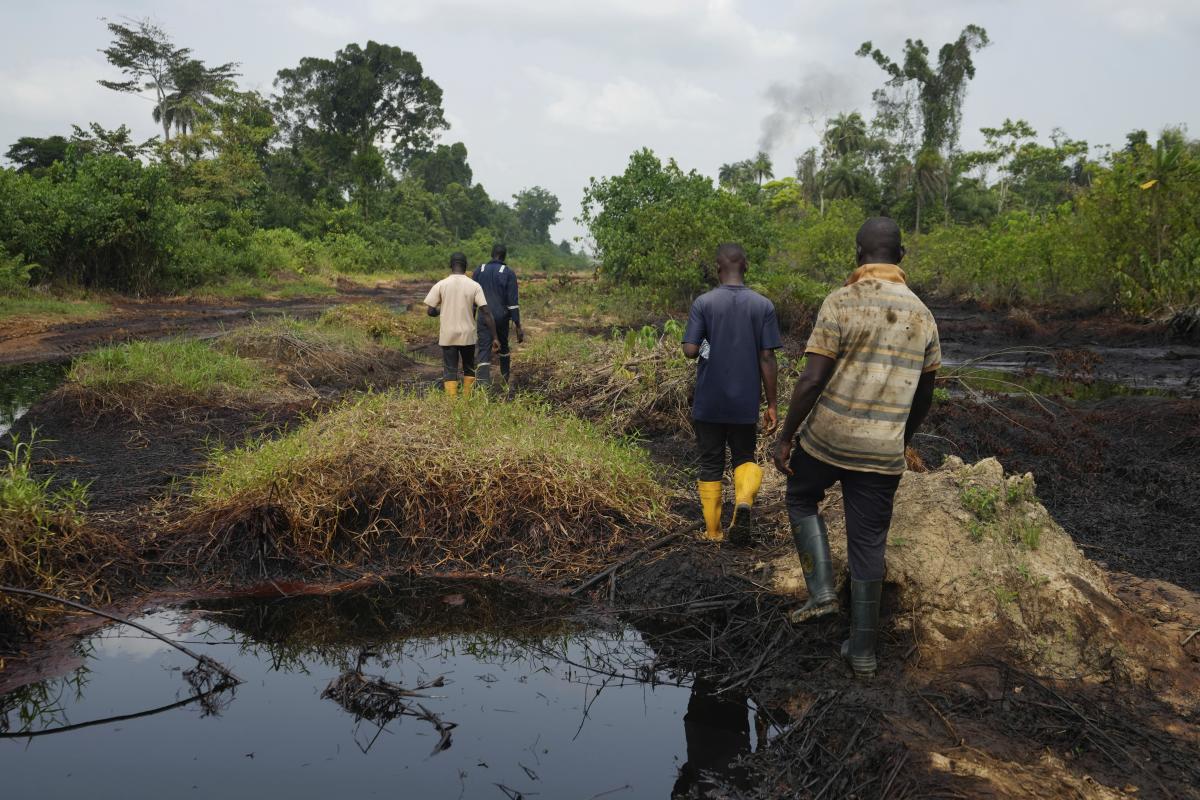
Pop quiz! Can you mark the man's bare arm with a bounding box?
[682,342,701,359]
[759,349,779,432]
[772,354,837,474]
[905,371,937,445]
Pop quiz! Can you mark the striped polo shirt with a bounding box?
[797,263,940,475]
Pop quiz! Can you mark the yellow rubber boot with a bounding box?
[462,376,476,398]
[697,480,724,542]
[729,462,763,545]
[443,380,459,397]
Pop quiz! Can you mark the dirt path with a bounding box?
[0,281,433,366]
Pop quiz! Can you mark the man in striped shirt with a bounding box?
[772,217,940,679]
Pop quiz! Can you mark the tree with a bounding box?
[153,58,240,138]
[406,142,472,193]
[513,186,561,244]
[752,150,774,185]
[580,148,768,299]
[69,123,157,160]
[858,25,990,227]
[98,18,189,141]
[5,136,70,174]
[274,41,448,202]
[824,112,869,157]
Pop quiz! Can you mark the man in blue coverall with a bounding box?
[473,243,525,387]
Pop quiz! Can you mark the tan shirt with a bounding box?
[424,274,487,347]
[797,264,941,475]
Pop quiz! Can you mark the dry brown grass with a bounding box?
[172,392,675,582]
[216,317,411,390]
[521,326,693,435]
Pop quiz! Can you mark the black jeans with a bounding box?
[694,421,757,482]
[476,316,511,383]
[785,446,901,581]
[441,345,475,381]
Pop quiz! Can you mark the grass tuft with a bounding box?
[64,339,279,414]
[176,392,674,580]
[522,324,693,434]
[0,433,127,645]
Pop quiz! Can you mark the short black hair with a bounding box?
[716,242,746,265]
[856,217,903,263]
[449,251,468,269]
[492,243,507,261]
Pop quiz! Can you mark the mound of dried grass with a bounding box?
[0,435,131,646]
[175,392,674,581]
[319,301,436,344]
[522,327,693,434]
[217,318,408,390]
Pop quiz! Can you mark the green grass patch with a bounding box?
[66,339,277,413]
[0,295,110,322]
[1,433,127,645]
[182,392,673,580]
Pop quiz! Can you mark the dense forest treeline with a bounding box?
[583,25,1199,316]
[2,20,1196,318]
[0,19,585,295]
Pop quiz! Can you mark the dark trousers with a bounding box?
[694,421,757,482]
[476,316,510,384]
[786,446,901,581]
[441,345,476,381]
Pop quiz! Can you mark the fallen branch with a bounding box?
[0,584,240,684]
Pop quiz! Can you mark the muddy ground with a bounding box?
[0,279,430,366]
[3,287,1199,798]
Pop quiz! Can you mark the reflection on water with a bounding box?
[0,580,784,799]
[0,361,67,438]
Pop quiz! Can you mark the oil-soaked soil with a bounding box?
[0,281,429,366]
[3,295,1200,798]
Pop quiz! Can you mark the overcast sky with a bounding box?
[3,1,1197,245]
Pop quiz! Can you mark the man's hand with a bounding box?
[515,325,525,344]
[773,437,794,476]
[763,404,778,435]
[491,340,501,354]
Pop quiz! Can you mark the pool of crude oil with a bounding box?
[0,581,778,799]
[0,361,68,438]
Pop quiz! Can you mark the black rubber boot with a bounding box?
[841,579,883,678]
[787,513,839,623]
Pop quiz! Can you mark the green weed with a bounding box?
[961,485,1001,521]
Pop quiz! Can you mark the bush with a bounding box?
[178,392,672,580]
[0,154,180,292]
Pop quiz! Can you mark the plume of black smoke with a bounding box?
[759,67,856,152]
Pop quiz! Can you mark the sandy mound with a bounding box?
[770,457,1198,704]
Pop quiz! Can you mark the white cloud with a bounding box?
[0,57,144,133]
[1083,0,1200,35]
[366,0,798,60]
[288,4,357,37]
[531,69,719,134]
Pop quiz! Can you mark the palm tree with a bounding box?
[153,58,239,138]
[752,151,774,186]
[913,148,946,233]
[824,112,869,158]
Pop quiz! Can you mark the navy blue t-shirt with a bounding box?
[683,285,782,425]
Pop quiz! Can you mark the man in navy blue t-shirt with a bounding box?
[682,243,781,544]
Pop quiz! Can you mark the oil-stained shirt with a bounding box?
[424,273,488,347]
[797,263,941,475]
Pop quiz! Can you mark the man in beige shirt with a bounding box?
[772,217,940,679]
[424,252,499,397]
